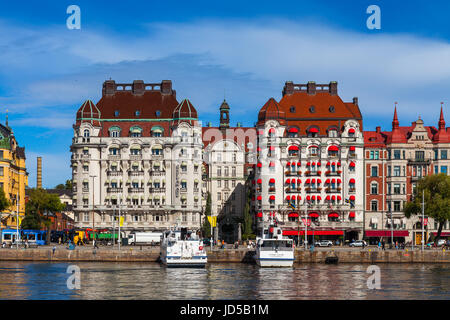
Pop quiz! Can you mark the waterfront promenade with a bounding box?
[0,245,448,263]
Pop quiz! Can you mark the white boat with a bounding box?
[255,216,295,267]
[160,227,207,267]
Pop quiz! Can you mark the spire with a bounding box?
[5,109,8,127]
[392,102,399,129]
[439,102,445,129]
[219,99,230,129]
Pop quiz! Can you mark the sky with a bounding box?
[1,0,450,188]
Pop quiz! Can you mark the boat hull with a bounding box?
[255,257,294,267]
[255,250,294,267]
[161,256,207,268]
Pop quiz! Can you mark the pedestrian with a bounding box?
[362,241,365,249]
[382,240,385,250]
[378,241,381,250]
[395,241,398,250]
[52,246,56,255]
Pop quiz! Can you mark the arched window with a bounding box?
[151,126,164,137]
[307,127,319,138]
[328,128,338,138]
[309,146,319,157]
[83,129,90,138]
[109,126,121,138]
[371,182,378,194]
[130,126,143,137]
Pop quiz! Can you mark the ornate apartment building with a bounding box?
[71,80,203,232]
[364,105,450,245]
[253,81,364,242]
[0,120,27,230]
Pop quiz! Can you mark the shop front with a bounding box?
[282,229,344,245]
[365,230,409,245]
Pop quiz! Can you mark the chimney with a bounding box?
[282,81,294,96]
[132,80,145,95]
[376,126,381,133]
[306,81,316,95]
[37,156,42,189]
[161,80,173,95]
[102,80,116,96]
[329,81,338,95]
[353,97,358,105]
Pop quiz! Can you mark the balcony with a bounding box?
[285,187,301,193]
[149,171,165,176]
[129,171,144,176]
[129,155,142,161]
[348,187,356,193]
[325,187,341,193]
[407,158,431,165]
[149,188,165,192]
[325,170,341,176]
[107,171,122,176]
[285,171,299,176]
[268,187,276,193]
[128,188,144,193]
[107,188,122,193]
[108,155,121,161]
[305,187,322,193]
[82,187,89,193]
[305,171,321,176]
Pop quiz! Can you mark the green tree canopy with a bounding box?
[65,179,73,190]
[202,192,212,238]
[242,189,254,239]
[21,188,66,242]
[55,184,65,190]
[0,188,11,212]
[404,173,450,241]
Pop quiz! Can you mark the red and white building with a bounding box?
[253,81,364,242]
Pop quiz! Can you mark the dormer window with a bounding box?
[130,126,142,137]
[328,128,338,138]
[83,129,90,138]
[290,106,296,113]
[114,110,120,117]
[307,127,319,138]
[135,110,140,116]
[109,126,121,138]
[268,128,276,137]
[287,127,299,138]
[348,128,356,137]
[151,126,163,137]
[309,146,319,157]
[309,106,316,113]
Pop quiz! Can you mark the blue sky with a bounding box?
[1,0,449,188]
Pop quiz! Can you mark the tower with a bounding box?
[219,99,230,130]
[37,156,42,189]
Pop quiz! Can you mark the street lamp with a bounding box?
[90,174,97,247]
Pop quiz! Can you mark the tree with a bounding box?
[202,192,212,238]
[55,184,65,190]
[0,188,11,212]
[404,173,450,243]
[65,179,73,190]
[21,188,66,243]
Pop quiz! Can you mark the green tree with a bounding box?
[21,188,65,243]
[55,184,65,190]
[65,179,73,190]
[202,192,212,238]
[0,188,11,212]
[404,173,450,242]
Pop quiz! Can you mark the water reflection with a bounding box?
[0,262,448,300]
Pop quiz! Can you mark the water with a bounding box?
[0,262,448,300]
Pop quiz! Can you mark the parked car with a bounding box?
[436,239,446,246]
[349,240,367,247]
[317,240,333,247]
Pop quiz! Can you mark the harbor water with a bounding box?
[0,261,448,300]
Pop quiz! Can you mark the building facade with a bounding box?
[364,106,450,244]
[71,80,203,233]
[0,121,28,230]
[253,81,364,242]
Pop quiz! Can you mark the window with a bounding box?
[217,167,221,176]
[232,180,236,188]
[415,151,425,161]
[224,167,229,176]
[394,184,401,195]
[393,166,401,177]
[131,148,141,155]
[374,151,379,160]
[217,192,221,201]
[0,151,3,159]
[217,153,222,162]
[224,180,229,188]
[109,148,119,155]
[369,151,374,160]
[371,201,378,211]
[329,106,335,113]
[328,129,338,138]
[290,106,296,113]
[181,181,187,189]
[217,180,221,188]
[435,150,439,160]
[441,166,448,174]
[83,213,90,222]
[0,167,3,176]
[371,166,378,177]
[393,150,401,160]
[132,199,139,205]
[394,201,401,212]
[310,147,319,157]
[135,110,140,116]
[441,150,448,160]
[83,165,89,172]
[192,213,197,222]
[114,110,120,117]
[232,167,236,177]
[371,183,378,194]
[83,129,90,138]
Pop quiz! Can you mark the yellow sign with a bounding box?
[119,216,124,227]
[207,216,217,227]
[18,217,22,226]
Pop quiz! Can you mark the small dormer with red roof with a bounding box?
[433,104,450,143]
[76,100,101,127]
[171,98,198,127]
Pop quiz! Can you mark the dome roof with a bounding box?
[76,100,101,126]
[172,99,198,121]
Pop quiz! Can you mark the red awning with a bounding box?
[326,179,330,184]
[288,212,299,218]
[332,162,336,166]
[328,145,339,151]
[349,178,355,184]
[349,212,355,218]
[337,196,342,201]
[332,195,336,200]
[348,128,355,134]
[317,162,321,166]
[349,162,355,167]
[317,179,322,184]
[286,179,291,184]
[326,196,331,200]
[317,196,322,201]
[288,145,299,151]
[432,232,450,236]
[311,162,316,166]
[257,179,262,184]
[269,195,275,201]
[312,196,316,200]
[257,195,262,201]
[309,212,319,218]
[269,162,275,167]
[257,129,264,135]
[306,179,311,184]
[337,179,342,184]
[269,128,275,133]
[286,196,291,201]
[312,179,316,184]
[283,230,344,236]
[269,178,275,183]
[257,147,262,152]
[297,179,301,184]
[256,212,263,218]
[289,127,299,133]
[309,127,319,133]
[349,146,355,151]
[257,162,262,168]
[326,162,330,166]
[365,230,409,237]
[297,195,302,200]
[337,162,341,166]
[297,162,301,166]
[328,212,339,218]
[349,195,355,201]
[269,146,275,151]
[331,179,336,183]
[306,196,311,201]
[306,162,311,166]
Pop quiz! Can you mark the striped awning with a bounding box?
[83,147,89,151]
[153,162,160,167]
[181,161,187,166]
[72,163,78,166]
[111,162,118,166]
[153,179,160,183]
[111,195,117,200]
[111,179,117,183]
[83,179,89,183]
[105,180,110,184]
[152,145,162,150]
[83,195,89,200]
[194,179,199,183]
[181,195,187,200]
[72,195,77,200]
[104,196,110,200]
[181,179,187,183]
[132,162,139,167]
[132,195,139,199]
[151,127,163,133]
[194,196,199,201]
[154,195,160,200]
[109,143,120,149]
[132,179,139,183]
[130,145,141,150]
[148,195,152,200]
